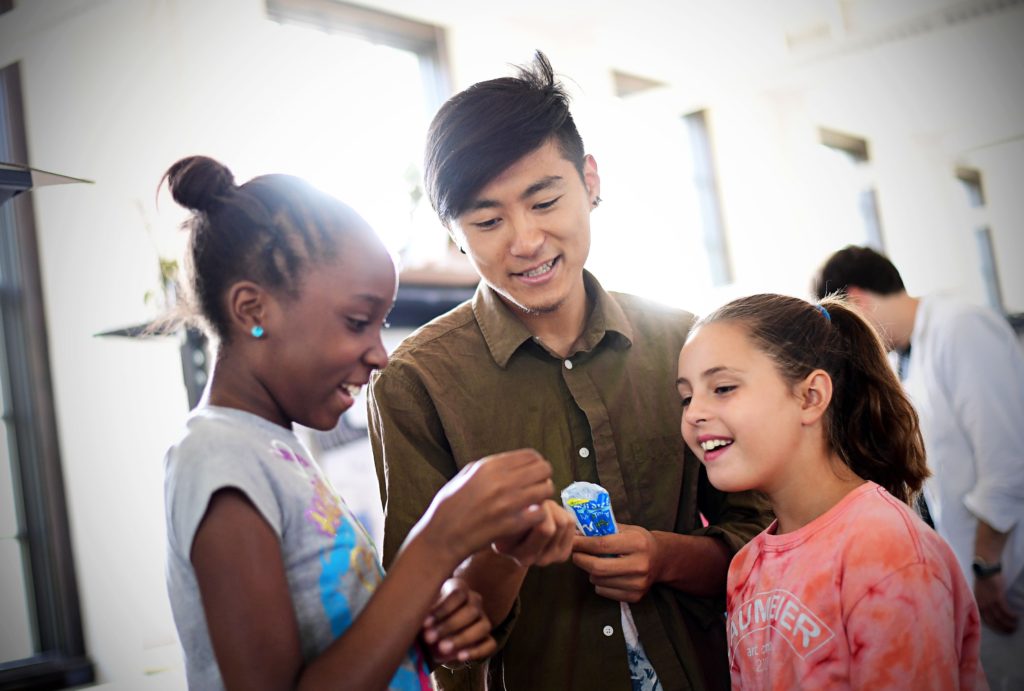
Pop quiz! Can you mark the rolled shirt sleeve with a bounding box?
[939,308,1024,534]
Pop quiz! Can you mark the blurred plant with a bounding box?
[137,199,182,314]
[143,257,180,310]
[404,162,423,217]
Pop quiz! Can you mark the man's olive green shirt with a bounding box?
[368,272,770,691]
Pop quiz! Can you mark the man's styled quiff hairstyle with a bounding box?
[423,50,586,226]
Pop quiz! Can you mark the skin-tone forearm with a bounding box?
[650,531,731,597]
[195,451,557,689]
[974,519,1009,564]
[194,490,464,691]
[972,518,1019,634]
[453,499,576,626]
[455,549,530,627]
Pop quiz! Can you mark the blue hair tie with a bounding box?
[815,304,831,322]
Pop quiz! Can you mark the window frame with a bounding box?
[0,61,94,690]
[955,167,1006,313]
[683,109,733,286]
[265,0,450,109]
[819,126,886,251]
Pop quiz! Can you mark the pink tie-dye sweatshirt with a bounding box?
[726,482,986,690]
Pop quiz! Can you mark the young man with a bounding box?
[369,52,770,691]
[814,245,1024,690]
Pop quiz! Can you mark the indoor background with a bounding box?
[1,0,1022,688]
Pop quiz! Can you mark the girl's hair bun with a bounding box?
[163,155,236,213]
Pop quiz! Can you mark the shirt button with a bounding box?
[602,625,614,637]
[578,447,590,458]
[564,359,573,370]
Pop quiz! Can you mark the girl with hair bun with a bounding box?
[160,156,568,690]
[675,294,986,689]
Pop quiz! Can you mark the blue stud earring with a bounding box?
[251,325,265,338]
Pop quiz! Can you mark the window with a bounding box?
[816,127,885,251]
[955,167,1004,313]
[259,0,451,266]
[0,63,93,689]
[683,110,733,286]
[584,93,729,306]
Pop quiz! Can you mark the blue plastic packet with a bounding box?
[561,481,617,537]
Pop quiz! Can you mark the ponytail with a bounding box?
[818,296,927,503]
[699,294,928,504]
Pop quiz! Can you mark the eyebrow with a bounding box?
[675,365,735,386]
[355,294,388,307]
[465,175,564,212]
[522,175,563,199]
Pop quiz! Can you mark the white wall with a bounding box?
[0,1,1021,688]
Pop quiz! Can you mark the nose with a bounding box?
[682,396,707,427]
[364,333,389,371]
[508,212,544,258]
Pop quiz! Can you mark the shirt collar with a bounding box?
[471,270,634,369]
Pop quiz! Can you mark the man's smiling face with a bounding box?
[450,138,599,317]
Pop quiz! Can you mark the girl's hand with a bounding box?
[492,499,576,567]
[422,578,495,667]
[419,449,556,565]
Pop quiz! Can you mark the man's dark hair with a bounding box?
[424,50,585,226]
[813,245,906,299]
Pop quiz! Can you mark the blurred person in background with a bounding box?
[814,245,1024,690]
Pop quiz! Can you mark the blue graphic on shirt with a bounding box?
[316,496,427,690]
[320,519,357,636]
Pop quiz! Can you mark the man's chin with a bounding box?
[504,292,566,315]
[516,301,562,316]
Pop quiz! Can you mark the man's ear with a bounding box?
[845,286,872,311]
[225,280,269,336]
[583,154,601,205]
[798,369,833,426]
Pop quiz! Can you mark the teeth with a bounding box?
[342,384,361,397]
[522,259,555,278]
[700,439,732,451]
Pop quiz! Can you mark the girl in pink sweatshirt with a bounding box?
[676,294,985,690]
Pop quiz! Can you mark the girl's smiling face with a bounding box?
[257,234,397,432]
[676,321,807,495]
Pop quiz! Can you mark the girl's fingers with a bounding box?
[440,616,495,660]
[492,504,546,542]
[428,584,468,625]
[500,510,557,565]
[428,600,479,640]
[478,450,550,482]
[456,636,498,663]
[538,516,576,566]
[588,573,638,590]
[594,585,641,603]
